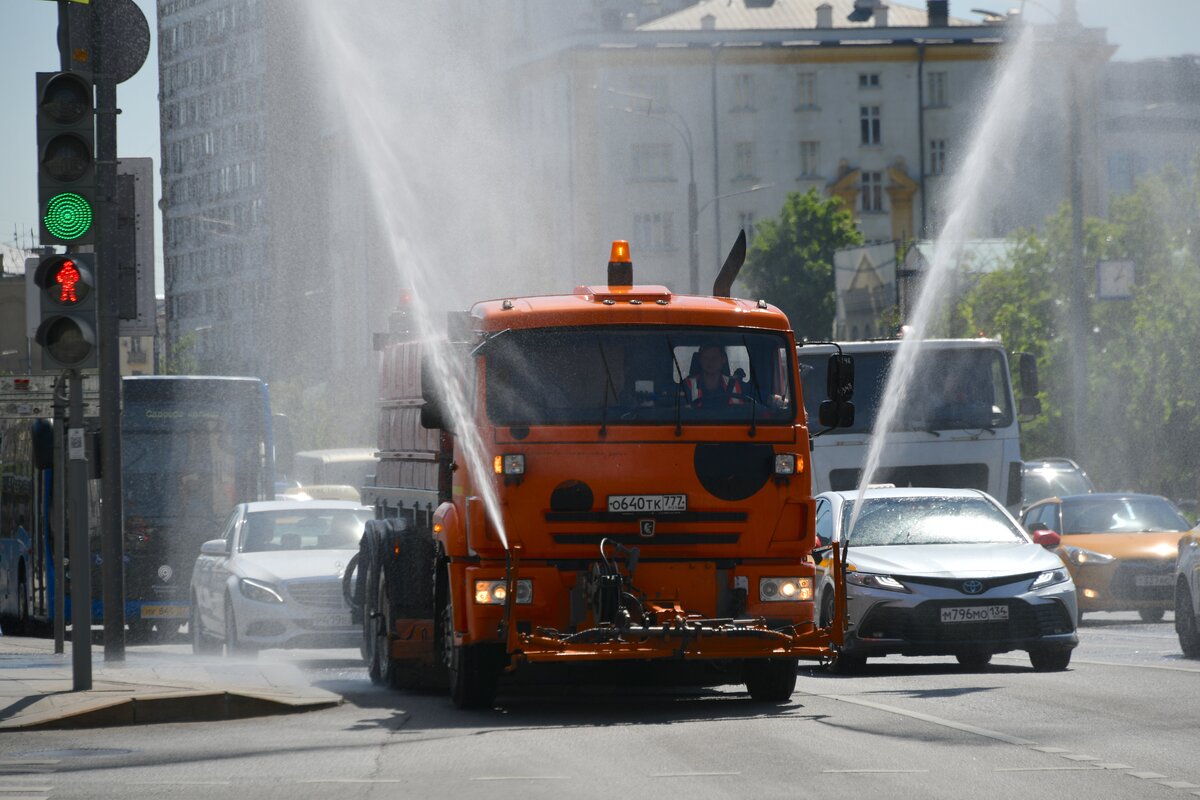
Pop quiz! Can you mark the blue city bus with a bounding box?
[120,376,275,637]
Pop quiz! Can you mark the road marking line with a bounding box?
[995,766,1103,772]
[470,777,571,782]
[0,790,53,794]
[1160,780,1200,789]
[651,772,742,778]
[821,769,927,774]
[811,693,1035,746]
[1128,771,1169,780]
[1061,754,1101,761]
[1094,763,1134,770]
[1031,746,1070,753]
[298,780,411,784]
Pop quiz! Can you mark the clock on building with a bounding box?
[1097,260,1135,300]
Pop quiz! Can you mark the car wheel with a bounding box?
[1176,582,1200,658]
[1138,607,1166,624]
[438,569,498,710]
[744,658,798,702]
[1029,646,1072,671]
[190,598,221,655]
[955,651,993,668]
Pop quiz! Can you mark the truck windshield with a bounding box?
[798,347,1014,434]
[484,327,795,427]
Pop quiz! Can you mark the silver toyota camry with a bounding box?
[815,487,1078,672]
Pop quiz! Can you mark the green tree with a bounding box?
[740,189,863,340]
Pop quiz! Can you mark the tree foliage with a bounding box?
[955,167,1200,500]
[741,189,863,340]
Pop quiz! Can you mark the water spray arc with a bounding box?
[847,30,1037,536]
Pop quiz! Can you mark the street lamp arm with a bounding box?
[697,183,776,216]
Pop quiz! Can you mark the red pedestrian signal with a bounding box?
[34,253,97,370]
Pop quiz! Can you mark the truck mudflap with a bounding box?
[511,620,835,665]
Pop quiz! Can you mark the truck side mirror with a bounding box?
[1018,352,1038,395]
[818,399,855,428]
[1019,396,1042,417]
[420,354,454,433]
[826,353,854,402]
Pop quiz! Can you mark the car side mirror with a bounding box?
[1029,528,1061,549]
[200,539,229,556]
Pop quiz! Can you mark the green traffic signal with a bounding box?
[43,191,94,241]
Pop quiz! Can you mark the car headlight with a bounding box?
[1030,568,1070,589]
[239,577,284,604]
[844,571,910,593]
[759,577,813,602]
[1062,545,1116,567]
[473,579,533,605]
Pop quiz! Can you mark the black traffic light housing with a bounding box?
[36,71,96,246]
[34,253,98,370]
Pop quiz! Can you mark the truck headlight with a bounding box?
[774,454,798,475]
[493,454,525,475]
[759,577,812,602]
[473,579,533,604]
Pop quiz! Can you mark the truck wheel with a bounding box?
[368,521,441,691]
[437,568,497,709]
[744,658,797,702]
[361,522,385,684]
[1176,582,1200,658]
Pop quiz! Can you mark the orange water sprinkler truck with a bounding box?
[351,235,856,708]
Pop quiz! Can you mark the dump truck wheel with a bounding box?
[437,568,497,709]
[361,522,385,684]
[744,658,797,702]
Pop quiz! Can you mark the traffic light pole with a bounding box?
[68,370,91,690]
[94,38,126,663]
[53,374,66,655]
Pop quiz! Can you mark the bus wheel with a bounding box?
[437,568,497,710]
[744,658,798,702]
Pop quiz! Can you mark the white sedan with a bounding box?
[190,500,372,654]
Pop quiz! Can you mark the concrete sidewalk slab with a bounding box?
[0,636,341,731]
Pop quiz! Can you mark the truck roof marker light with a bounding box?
[608,240,633,287]
[502,299,514,310]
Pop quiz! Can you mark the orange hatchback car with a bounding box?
[1021,494,1192,623]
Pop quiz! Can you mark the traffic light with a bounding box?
[36,71,96,246]
[34,253,97,370]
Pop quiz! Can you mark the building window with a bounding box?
[738,211,756,241]
[859,73,881,89]
[861,171,884,213]
[732,73,755,111]
[927,71,948,107]
[799,141,820,177]
[796,72,818,109]
[634,211,676,251]
[929,139,946,175]
[631,143,673,181]
[860,106,881,146]
[734,142,757,180]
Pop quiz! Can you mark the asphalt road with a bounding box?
[2,611,1197,800]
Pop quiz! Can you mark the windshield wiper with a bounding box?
[666,335,684,436]
[596,337,618,437]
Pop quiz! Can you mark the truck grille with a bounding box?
[286,579,346,609]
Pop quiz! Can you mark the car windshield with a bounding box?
[841,496,1025,546]
[240,508,372,552]
[1022,465,1094,505]
[1061,495,1190,534]
[484,326,795,426]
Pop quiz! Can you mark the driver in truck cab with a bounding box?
[682,344,746,406]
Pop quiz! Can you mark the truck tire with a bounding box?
[437,566,498,709]
[368,519,441,691]
[744,658,798,702]
[360,521,385,682]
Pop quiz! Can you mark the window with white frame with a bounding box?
[634,211,676,251]
[929,139,946,175]
[927,71,948,107]
[860,106,881,146]
[732,73,755,111]
[734,141,757,180]
[859,73,881,89]
[796,72,818,109]
[861,171,884,212]
[799,141,820,177]
[631,143,673,181]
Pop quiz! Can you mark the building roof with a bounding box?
[638,0,977,32]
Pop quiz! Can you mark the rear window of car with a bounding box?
[1061,496,1190,534]
[240,508,372,552]
[842,496,1025,546]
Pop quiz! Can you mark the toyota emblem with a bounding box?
[961,579,984,595]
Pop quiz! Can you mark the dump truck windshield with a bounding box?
[484,327,795,427]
